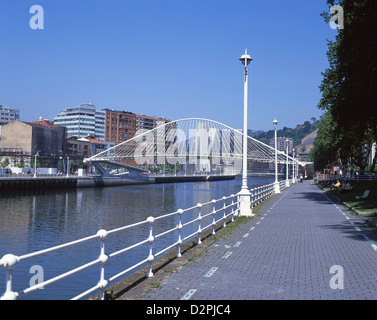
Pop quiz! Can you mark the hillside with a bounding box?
[295,128,318,161]
[250,119,319,148]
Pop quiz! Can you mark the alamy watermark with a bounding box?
[29,265,44,289]
[329,5,344,30]
[28,4,343,30]
[329,265,344,290]
[29,5,44,30]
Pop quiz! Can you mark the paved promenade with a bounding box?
[142,180,377,300]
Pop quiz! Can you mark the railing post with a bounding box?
[236,194,240,216]
[0,254,19,300]
[197,203,202,245]
[254,187,257,204]
[211,199,217,235]
[255,187,258,204]
[147,217,155,278]
[222,196,227,228]
[97,229,109,300]
[177,209,183,258]
[231,195,235,222]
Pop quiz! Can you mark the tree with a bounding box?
[1,158,10,168]
[317,0,377,172]
[311,114,339,170]
[30,158,41,169]
[255,118,319,147]
[17,159,25,168]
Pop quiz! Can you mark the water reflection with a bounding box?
[0,177,273,299]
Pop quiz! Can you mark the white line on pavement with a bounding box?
[223,252,233,259]
[181,289,197,300]
[204,267,218,278]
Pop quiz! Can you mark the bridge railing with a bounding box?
[0,182,277,300]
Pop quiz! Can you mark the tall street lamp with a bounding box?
[238,49,253,217]
[285,139,290,188]
[273,118,280,194]
[292,148,296,183]
[33,151,40,178]
[66,156,70,177]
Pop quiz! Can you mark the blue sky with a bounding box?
[0,0,336,131]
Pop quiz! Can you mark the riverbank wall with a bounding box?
[0,174,236,191]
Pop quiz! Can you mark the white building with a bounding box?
[0,105,20,126]
[269,136,293,153]
[367,142,376,166]
[54,104,105,141]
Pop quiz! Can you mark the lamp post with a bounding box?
[33,151,40,178]
[292,149,296,183]
[66,156,70,177]
[237,49,253,217]
[285,139,290,188]
[273,118,280,194]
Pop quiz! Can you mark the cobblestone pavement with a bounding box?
[142,181,377,300]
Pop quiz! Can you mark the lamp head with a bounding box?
[273,118,278,127]
[240,49,252,66]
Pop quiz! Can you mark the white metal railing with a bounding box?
[0,182,276,300]
[279,179,289,191]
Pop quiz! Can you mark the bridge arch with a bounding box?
[84,118,298,176]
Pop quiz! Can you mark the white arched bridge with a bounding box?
[83,118,306,178]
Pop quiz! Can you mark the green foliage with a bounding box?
[1,158,10,168]
[104,290,116,300]
[17,159,25,168]
[310,114,338,170]
[316,0,377,172]
[254,118,319,147]
[30,158,41,169]
[57,160,64,171]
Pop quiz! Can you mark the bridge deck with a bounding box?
[140,180,377,300]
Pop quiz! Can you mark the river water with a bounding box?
[0,176,274,300]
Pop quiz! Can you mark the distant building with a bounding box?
[136,114,170,131]
[364,142,376,167]
[269,137,293,153]
[268,137,293,173]
[66,136,91,159]
[104,109,137,144]
[54,104,105,141]
[77,135,113,156]
[0,105,20,127]
[0,120,66,167]
[104,109,170,145]
[369,142,376,166]
[32,118,54,126]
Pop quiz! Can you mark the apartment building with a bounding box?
[104,109,170,144]
[54,104,105,141]
[0,105,20,126]
[136,114,169,131]
[104,109,137,145]
[269,137,293,153]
